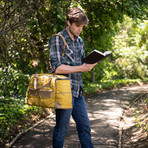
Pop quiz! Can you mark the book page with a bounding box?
[93,49,104,55]
[104,51,111,56]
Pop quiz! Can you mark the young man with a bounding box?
[49,7,96,148]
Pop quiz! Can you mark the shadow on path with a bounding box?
[12,85,148,148]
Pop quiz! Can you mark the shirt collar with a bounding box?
[63,28,78,41]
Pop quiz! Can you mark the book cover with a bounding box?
[82,49,111,64]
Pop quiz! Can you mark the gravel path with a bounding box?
[11,85,148,148]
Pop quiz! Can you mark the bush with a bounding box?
[0,66,30,97]
[0,97,42,145]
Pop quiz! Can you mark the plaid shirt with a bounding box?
[49,28,85,98]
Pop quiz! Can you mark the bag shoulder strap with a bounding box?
[54,34,67,50]
[49,34,67,71]
[52,34,67,56]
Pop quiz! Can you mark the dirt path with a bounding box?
[11,85,148,148]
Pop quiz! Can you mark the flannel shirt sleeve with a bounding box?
[49,35,64,73]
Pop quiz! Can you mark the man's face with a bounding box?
[67,21,84,37]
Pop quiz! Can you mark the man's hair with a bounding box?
[66,7,89,26]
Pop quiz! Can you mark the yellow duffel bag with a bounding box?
[25,74,72,109]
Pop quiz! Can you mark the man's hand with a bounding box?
[80,63,97,72]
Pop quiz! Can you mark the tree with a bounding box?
[112,16,148,79]
[79,0,148,82]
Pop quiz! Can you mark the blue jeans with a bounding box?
[53,95,94,148]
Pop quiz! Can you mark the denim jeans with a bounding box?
[53,95,94,148]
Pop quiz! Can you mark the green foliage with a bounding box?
[0,67,30,97]
[83,78,143,96]
[0,97,42,144]
[123,0,148,20]
[0,0,71,74]
[112,16,148,80]
[0,0,147,77]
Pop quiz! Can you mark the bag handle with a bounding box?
[33,76,57,90]
[33,76,52,90]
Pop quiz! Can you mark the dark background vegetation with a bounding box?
[0,0,148,146]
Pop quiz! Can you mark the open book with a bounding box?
[82,49,111,64]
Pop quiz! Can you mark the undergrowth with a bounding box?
[0,97,45,147]
[134,94,148,135]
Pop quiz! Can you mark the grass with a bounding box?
[83,78,148,96]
